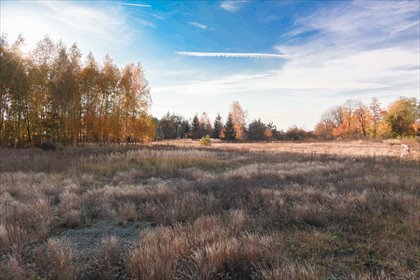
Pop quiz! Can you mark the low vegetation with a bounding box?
[0,141,419,279]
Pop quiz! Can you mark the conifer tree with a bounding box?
[192,114,200,139]
[213,113,223,139]
[224,113,236,140]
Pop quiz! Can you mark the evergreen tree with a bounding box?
[180,120,190,138]
[192,114,200,139]
[224,113,236,140]
[213,113,223,139]
[248,119,267,140]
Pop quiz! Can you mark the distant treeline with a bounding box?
[1,35,155,148]
[156,102,316,141]
[158,97,419,142]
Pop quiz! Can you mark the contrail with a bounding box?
[175,51,287,59]
[120,3,151,7]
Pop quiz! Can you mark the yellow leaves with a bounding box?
[230,101,246,140]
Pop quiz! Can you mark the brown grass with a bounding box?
[0,140,419,279]
[46,237,76,280]
[98,235,121,280]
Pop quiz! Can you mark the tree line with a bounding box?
[157,101,315,141]
[1,35,418,147]
[157,97,418,142]
[1,35,155,148]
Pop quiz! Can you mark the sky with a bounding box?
[1,0,419,130]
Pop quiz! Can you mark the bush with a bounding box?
[40,141,57,151]
[200,135,211,146]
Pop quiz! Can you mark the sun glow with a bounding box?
[1,7,58,53]
[1,1,130,57]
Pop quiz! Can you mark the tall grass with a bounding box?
[0,142,418,279]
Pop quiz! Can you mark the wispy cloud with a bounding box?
[151,13,165,20]
[119,3,151,8]
[189,21,208,30]
[160,1,419,128]
[42,1,129,39]
[175,51,287,59]
[220,0,248,12]
[173,1,419,95]
[282,0,419,49]
[158,48,419,95]
[137,18,156,28]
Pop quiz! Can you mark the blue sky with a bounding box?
[1,0,419,129]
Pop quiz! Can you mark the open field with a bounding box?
[0,141,419,279]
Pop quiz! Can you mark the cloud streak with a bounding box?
[220,1,248,12]
[189,22,208,30]
[175,51,287,59]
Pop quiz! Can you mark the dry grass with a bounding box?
[1,252,27,280]
[46,237,76,280]
[154,139,420,160]
[98,235,121,280]
[0,140,419,279]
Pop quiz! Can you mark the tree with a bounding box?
[136,114,156,142]
[80,52,100,142]
[333,100,358,139]
[332,100,371,139]
[119,63,150,143]
[199,112,212,138]
[224,113,236,140]
[6,35,30,147]
[98,55,120,142]
[369,97,382,139]
[248,119,267,140]
[191,114,200,139]
[0,34,9,145]
[179,120,190,138]
[385,97,418,137]
[314,121,335,140]
[158,112,185,139]
[285,126,313,141]
[66,43,82,144]
[265,122,277,141]
[29,36,57,145]
[354,101,371,138]
[314,106,343,140]
[49,43,80,143]
[230,101,246,140]
[213,114,223,139]
[158,112,176,139]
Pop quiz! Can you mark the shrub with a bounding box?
[200,135,211,146]
[40,141,57,151]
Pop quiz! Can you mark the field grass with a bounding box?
[0,140,419,279]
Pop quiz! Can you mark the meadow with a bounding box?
[0,140,419,280]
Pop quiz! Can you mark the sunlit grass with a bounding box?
[0,142,419,279]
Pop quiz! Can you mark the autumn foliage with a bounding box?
[0,35,155,147]
[314,97,419,140]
